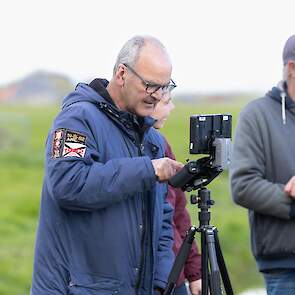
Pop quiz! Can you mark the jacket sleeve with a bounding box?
[46,105,157,211]
[152,136,174,290]
[230,107,292,219]
[153,198,175,290]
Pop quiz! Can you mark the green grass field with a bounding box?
[0,100,264,294]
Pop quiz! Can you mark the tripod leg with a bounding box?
[206,228,223,295]
[214,228,234,295]
[201,229,209,295]
[164,227,197,295]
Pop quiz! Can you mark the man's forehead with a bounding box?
[136,47,172,81]
[139,42,170,63]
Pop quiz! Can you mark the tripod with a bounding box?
[164,187,234,295]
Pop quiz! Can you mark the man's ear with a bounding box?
[288,61,295,78]
[115,64,126,86]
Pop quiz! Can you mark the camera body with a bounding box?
[169,114,232,191]
[190,114,232,170]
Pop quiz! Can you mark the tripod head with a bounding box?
[169,156,223,191]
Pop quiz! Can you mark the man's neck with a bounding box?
[106,80,127,111]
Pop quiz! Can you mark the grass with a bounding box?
[0,99,264,294]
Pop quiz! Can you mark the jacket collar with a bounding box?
[89,79,156,141]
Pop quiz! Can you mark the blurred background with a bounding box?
[1,0,295,294]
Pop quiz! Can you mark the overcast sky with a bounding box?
[1,0,295,94]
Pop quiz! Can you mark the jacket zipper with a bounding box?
[134,131,146,295]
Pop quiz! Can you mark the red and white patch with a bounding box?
[51,129,87,158]
[62,142,86,158]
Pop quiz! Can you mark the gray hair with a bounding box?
[283,64,289,81]
[113,35,166,76]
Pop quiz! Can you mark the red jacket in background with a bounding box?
[164,138,202,286]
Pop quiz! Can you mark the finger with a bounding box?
[171,160,184,170]
[285,181,292,193]
[291,185,295,198]
[285,176,295,193]
[168,165,176,179]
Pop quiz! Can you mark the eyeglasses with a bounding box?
[123,63,177,96]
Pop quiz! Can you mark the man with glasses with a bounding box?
[30,35,183,295]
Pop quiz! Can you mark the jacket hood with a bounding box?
[266,81,295,124]
[61,81,156,137]
[62,82,105,110]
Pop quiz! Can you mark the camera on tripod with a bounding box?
[169,114,232,191]
[164,114,234,295]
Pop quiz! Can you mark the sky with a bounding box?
[1,0,295,94]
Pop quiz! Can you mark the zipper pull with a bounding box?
[140,143,145,154]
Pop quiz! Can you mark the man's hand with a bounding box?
[189,279,202,295]
[285,176,295,198]
[152,157,184,182]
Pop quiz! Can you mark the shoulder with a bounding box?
[241,95,277,119]
[56,101,108,128]
[237,96,272,128]
[240,96,268,117]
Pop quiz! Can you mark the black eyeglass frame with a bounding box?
[123,63,177,95]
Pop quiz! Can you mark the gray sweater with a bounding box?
[230,85,295,271]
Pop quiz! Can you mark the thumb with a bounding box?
[171,160,184,171]
[285,182,291,193]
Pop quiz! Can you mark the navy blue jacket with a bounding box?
[30,82,174,295]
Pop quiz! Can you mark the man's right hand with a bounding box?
[285,176,295,198]
[152,157,184,182]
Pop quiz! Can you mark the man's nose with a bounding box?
[150,88,164,101]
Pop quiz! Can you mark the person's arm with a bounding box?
[46,105,157,211]
[230,109,292,219]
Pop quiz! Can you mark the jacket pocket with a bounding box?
[68,272,121,295]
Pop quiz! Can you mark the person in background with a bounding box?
[230,34,295,295]
[152,96,202,295]
[30,35,184,295]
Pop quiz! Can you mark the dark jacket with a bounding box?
[30,81,174,294]
[164,138,201,285]
[230,84,295,271]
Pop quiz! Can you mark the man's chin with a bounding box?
[136,105,155,117]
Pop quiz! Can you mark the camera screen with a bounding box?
[189,114,232,154]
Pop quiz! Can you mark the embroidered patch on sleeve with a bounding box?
[52,129,65,158]
[51,129,87,158]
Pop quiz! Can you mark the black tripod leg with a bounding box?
[214,228,234,295]
[164,227,197,295]
[206,228,222,295]
[201,229,209,295]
